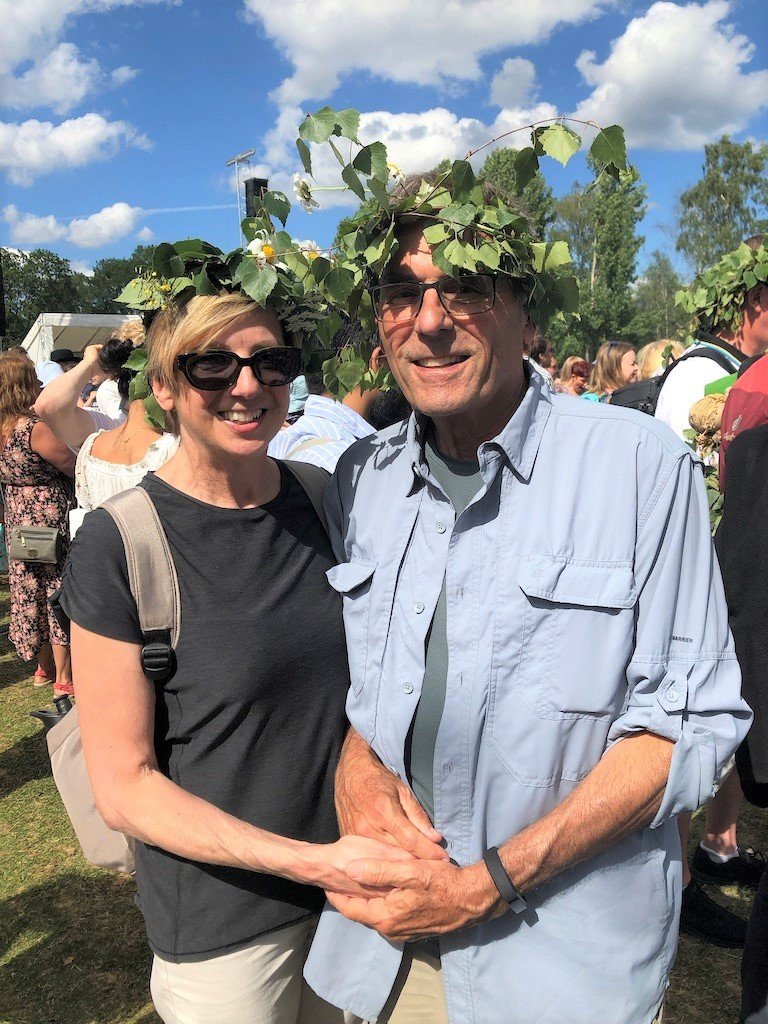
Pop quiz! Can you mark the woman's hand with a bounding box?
[297,835,416,898]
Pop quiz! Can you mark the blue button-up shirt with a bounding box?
[268,395,374,472]
[304,370,751,1024]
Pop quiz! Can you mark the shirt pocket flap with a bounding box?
[326,559,377,594]
[518,554,636,609]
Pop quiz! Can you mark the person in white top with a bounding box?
[34,333,178,526]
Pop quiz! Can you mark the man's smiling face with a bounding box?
[376,224,533,434]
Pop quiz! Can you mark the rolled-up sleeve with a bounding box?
[607,450,752,826]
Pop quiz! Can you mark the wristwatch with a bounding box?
[482,846,527,914]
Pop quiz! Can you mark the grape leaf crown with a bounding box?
[675,237,768,335]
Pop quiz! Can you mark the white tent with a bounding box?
[19,313,142,364]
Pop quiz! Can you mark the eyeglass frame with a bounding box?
[368,272,498,323]
[175,346,302,391]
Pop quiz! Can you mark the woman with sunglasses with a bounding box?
[57,291,410,1024]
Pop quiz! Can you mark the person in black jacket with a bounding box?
[715,422,768,1023]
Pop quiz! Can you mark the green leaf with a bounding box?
[530,240,571,272]
[323,266,356,303]
[439,202,476,228]
[335,356,365,391]
[261,191,291,226]
[124,348,148,371]
[328,137,346,166]
[333,108,360,142]
[309,255,332,282]
[116,279,152,308]
[143,394,167,432]
[514,148,539,190]
[353,141,389,182]
[537,124,581,166]
[341,164,366,201]
[153,243,185,279]
[234,258,278,304]
[367,176,391,210]
[296,138,312,175]
[423,223,449,245]
[192,267,219,296]
[589,125,627,172]
[476,243,500,271]
[298,106,338,145]
[128,372,149,402]
[450,160,475,199]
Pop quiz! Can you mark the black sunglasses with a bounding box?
[176,347,302,391]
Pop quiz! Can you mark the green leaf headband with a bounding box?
[675,237,768,335]
[117,107,631,398]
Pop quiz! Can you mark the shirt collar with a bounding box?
[405,364,552,486]
[302,395,374,438]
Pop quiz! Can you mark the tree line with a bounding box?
[3,135,767,362]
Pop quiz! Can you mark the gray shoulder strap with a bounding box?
[287,436,334,457]
[280,459,330,538]
[101,487,181,648]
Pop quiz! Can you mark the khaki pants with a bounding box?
[375,946,665,1024]
[150,917,346,1024]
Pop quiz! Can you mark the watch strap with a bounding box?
[482,846,527,914]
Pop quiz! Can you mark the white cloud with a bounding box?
[243,0,611,104]
[489,58,537,109]
[0,0,161,117]
[4,201,144,248]
[0,113,151,186]
[71,260,94,276]
[571,0,768,149]
[136,225,154,241]
[1,43,102,116]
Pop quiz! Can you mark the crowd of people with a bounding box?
[1,212,767,1024]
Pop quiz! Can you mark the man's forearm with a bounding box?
[496,732,674,895]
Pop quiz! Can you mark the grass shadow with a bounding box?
[0,730,51,800]
[0,872,159,1024]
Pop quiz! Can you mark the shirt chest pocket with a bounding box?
[327,560,377,697]
[516,554,637,720]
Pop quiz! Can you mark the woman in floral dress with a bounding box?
[0,353,75,694]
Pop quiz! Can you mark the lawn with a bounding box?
[0,576,765,1024]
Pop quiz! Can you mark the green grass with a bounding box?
[0,576,765,1023]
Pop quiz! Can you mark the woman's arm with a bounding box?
[33,346,103,450]
[71,623,411,895]
[30,421,76,477]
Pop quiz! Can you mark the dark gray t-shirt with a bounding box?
[58,466,349,962]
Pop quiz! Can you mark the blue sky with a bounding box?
[1,0,766,280]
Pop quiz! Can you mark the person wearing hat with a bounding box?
[49,348,82,372]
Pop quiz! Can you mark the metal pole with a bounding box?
[225,149,256,244]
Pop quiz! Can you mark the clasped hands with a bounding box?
[325,740,506,943]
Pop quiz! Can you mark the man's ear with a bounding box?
[152,377,176,414]
[369,345,386,373]
[747,284,768,314]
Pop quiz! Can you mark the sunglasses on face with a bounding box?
[175,347,302,391]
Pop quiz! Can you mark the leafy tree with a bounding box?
[480,147,556,238]
[553,171,646,360]
[1,248,85,345]
[627,251,688,345]
[676,136,768,273]
[78,244,155,313]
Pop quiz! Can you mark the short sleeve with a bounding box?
[58,507,143,644]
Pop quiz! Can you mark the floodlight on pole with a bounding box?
[225,149,256,239]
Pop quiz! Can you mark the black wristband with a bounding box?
[482,847,527,914]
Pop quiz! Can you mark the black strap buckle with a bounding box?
[141,630,176,683]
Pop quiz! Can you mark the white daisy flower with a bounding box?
[246,235,287,270]
[293,173,320,212]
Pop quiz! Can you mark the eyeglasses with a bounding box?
[369,273,497,323]
[176,347,302,391]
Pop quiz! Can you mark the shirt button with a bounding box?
[413,601,425,614]
[403,682,414,694]
[436,522,446,534]
[666,688,679,703]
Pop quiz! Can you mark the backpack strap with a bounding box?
[101,487,180,683]
[279,459,330,537]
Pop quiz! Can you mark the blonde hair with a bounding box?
[0,352,40,447]
[147,293,282,395]
[637,339,685,380]
[689,392,726,461]
[113,318,145,347]
[588,342,635,396]
[558,355,582,384]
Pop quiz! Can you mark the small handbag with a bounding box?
[8,525,62,563]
